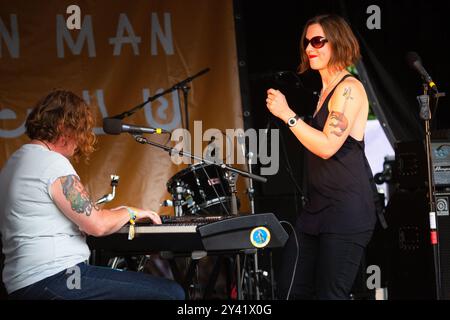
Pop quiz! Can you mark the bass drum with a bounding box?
[167,163,235,216]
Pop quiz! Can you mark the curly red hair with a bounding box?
[25,90,96,162]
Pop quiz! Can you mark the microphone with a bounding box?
[406,51,438,93]
[103,118,168,135]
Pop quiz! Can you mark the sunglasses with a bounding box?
[303,36,328,49]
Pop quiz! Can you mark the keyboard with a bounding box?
[87,213,288,253]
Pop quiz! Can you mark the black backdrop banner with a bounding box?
[240,0,450,144]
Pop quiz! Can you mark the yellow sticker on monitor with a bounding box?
[250,227,271,248]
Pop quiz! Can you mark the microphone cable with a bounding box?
[271,119,308,209]
[280,220,299,300]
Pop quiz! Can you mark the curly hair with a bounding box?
[25,90,96,162]
[298,14,361,74]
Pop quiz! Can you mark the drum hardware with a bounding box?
[161,189,195,213]
[224,170,239,216]
[173,183,186,217]
[161,199,173,207]
[96,174,120,205]
[247,151,256,213]
[107,255,150,272]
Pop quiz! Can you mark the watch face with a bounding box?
[288,118,296,126]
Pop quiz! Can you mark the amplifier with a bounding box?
[393,140,450,189]
[431,142,450,187]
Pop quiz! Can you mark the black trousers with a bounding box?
[278,226,373,300]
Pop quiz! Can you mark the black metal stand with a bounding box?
[235,139,273,300]
[96,175,120,205]
[224,170,245,300]
[247,153,261,300]
[179,85,191,132]
[110,68,210,120]
[225,171,239,216]
[417,84,445,300]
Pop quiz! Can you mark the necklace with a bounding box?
[37,139,52,151]
[315,69,346,113]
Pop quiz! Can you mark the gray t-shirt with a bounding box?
[0,144,90,294]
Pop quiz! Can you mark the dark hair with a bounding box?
[25,90,96,162]
[298,14,361,73]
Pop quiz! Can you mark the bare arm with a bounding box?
[50,175,161,237]
[266,79,364,159]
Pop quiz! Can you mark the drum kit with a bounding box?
[166,162,238,217]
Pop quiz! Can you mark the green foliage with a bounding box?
[347,65,377,120]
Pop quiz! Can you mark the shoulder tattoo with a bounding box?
[343,86,354,101]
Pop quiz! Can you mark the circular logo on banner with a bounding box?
[250,227,271,248]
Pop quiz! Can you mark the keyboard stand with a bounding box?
[159,250,242,300]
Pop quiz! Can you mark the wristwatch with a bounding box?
[287,114,301,127]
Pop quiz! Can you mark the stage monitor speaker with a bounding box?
[384,189,450,299]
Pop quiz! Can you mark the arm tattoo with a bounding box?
[328,86,352,137]
[328,111,349,137]
[61,175,95,216]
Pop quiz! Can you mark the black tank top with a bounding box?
[298,74,377,234]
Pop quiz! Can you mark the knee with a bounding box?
[168,282,185,300]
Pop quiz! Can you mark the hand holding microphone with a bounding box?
[266,88,296,123]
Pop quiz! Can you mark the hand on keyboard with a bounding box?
[134,209,162,225]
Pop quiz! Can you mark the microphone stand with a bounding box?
[246,152,262,300]
[110,68,210,120]
[132,134,267,184]
[417,83,445,300]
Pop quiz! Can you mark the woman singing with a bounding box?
[266,14,377,300]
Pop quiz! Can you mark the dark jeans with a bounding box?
[8,262,185,300]
[278,228,373,300]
